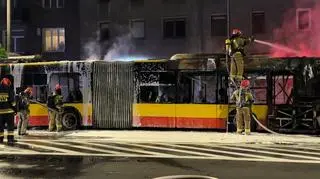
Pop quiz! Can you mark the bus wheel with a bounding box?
[62,111,78,130]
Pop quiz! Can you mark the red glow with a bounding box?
[270,0,320,57]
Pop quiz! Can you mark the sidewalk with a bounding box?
[25,130,320,145]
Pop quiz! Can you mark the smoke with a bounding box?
[83,25,135,61]
[270,0,320,57]
[103,34,134,60]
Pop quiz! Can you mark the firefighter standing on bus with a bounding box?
[0,78,16,145]
[225,29,254,86]
[47,84,64,132]
[231,80,254,135]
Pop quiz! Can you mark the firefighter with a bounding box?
[0,78,16,145]
[225,29,255,86]
[231,79,254,135]
[17,87,32,136]
[47,84,64,132]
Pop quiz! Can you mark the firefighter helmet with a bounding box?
[240,80,250,88]
[55,84,61,91]
[232,29,242,36]
[24,87,32,95]
[1,78,11,86]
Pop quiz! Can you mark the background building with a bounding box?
[1,0,317,60]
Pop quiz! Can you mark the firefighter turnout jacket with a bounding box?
[231,88,254,108]
[0,84,15,114]
[225,35,254,57]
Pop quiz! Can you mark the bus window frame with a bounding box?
[49,72,82,103]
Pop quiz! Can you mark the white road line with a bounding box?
[240,145,320,156]
[158,143,280,160]
[87,141,176,156]
[1,152,320,164]
[115,142,234,158]
[18,141,83,154]
[277,145,320,152]
[42,140,126,155]
[0,143,40,154]
[215,145,320,160]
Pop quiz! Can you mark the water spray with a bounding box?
[254,39,301,55]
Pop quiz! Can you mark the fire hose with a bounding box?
[29,99,62,114]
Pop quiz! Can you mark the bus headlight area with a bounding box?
[4,53,320,134]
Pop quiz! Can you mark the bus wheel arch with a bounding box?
[61,107,81,130]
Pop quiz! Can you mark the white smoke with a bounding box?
[103,33,134,60]
[83,25,135,61]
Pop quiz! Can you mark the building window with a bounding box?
[296,8,311,30]
[163,18,186,38]
[42,0,52,8]
[130,0,144,7]
[162,0,185,4]
[43,28,65,52]
[252,11,265,34]
[42,0,64,8]
[99,22,110,42]
[211,14,227,36]
[56,0,64,8]
[130,20,145,39]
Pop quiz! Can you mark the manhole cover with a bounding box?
[153,175,218,179]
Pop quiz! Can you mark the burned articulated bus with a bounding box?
[0,55,320,134]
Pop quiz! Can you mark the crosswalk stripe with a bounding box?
[18,141,83,154]
[273,145,320,152]
[116,142,234,159]
[157,143,280,160]
[239,144,320,157]
[0,142,40,154]
[45,140,125,155]
[87,141,176,156]
[215,145,320,160]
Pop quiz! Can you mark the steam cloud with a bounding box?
[270,0,320,57]
[83,26,134,61]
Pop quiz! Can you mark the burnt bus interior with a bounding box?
[135,55,320,133]
[19,65,83,104]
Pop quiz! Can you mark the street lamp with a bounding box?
[7,0,11,53]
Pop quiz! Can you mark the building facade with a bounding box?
[81,0,315,59]
[0,0,80,60]
[0,0,317,60]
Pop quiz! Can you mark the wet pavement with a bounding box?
[0,155,320,179]
[1,133,320,178]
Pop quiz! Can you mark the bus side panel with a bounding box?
[251,105,268,130]
[15,104,49,126]
[133,104,176,128]
[175,104,227,129]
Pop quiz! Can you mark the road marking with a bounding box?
[18,141,82,154]
[242,144,320,156]
[115,142,235,159]
[1,151,320,164]
[216,145,320,160]
[86,141,176,156]
[158,143,280,160]
[44,140,125,155]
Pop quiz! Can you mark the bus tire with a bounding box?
[62,109,79,130]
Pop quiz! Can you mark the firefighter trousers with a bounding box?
[230,52,244,85]
[17,110,29,135]
[236,107,251,134]
[0,113,15,143]
[48,110,62,132]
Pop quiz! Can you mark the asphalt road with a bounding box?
[0,155,319,179]
[1,135,320,179]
